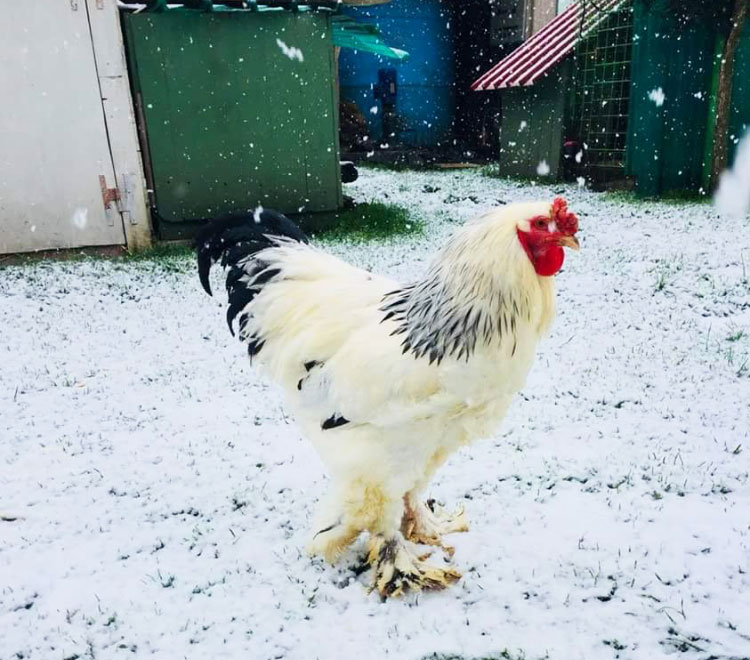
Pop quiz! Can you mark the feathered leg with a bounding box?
[367,532,461,599]
[399,448,469,553]
[308,478,461,597]
[401,495,469,556]
[307,479,406,562]
[306,486,361,562]
[349,480,460,598]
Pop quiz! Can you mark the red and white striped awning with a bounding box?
[471,0,627,91]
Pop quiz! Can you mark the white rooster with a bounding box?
[197,197,579,597]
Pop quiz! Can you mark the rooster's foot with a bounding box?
[367,534,461,599]
[401,498,469,556]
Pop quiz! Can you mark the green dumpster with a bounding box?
[122,6,342,239]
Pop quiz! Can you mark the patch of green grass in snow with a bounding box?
[311,202,422,243]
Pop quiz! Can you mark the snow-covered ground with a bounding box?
[2,168,749,660]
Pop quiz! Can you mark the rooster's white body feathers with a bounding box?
[198,201,563,592]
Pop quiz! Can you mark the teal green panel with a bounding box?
[659,24,714,193]
[627,0,715,196]
[729,20,750,165]
[123,11,341,225]
[625,0,659,195]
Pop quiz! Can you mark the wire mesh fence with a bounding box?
[571,2,634,184]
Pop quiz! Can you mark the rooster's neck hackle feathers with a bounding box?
[381,203,556,364]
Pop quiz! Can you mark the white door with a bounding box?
[0,1,126,254]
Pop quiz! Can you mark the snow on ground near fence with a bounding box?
[1,168,749,660]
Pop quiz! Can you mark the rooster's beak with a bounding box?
[557,235,580,251]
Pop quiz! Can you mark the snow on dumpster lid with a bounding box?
[471,0,628,91]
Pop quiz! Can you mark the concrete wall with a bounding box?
[0,0,151,255]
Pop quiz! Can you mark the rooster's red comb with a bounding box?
[551,197,578,236]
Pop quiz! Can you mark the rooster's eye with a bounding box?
[533,219,547,230]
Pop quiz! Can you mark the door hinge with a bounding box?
[119,173,138,224]
[70,0,79,10]
[99,174,120,226]
[100,173,138,225]
[99,175,120,209]
[96,0,105,9]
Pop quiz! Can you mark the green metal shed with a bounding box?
[625,0,750,196]
[625,1,717,196]
[122,5,342,239]
[474,0,750,196]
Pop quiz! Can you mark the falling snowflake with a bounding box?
[519,121,527,132]
[577,177,586,188]
[575,150,583,164]
[715,130,750,218]
[648,87,665,107]
[253,205,264,224]
[536,160,550,176]
[276,39,304,63]
[370,106,379,115]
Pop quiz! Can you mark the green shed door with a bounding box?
[625,0,715,196]
[123,10,342,230]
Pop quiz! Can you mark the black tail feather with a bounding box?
[225,288,256,337]
[195,209,308,297]
[196,209,308,349]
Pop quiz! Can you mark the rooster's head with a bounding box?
[516,197,580,277]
